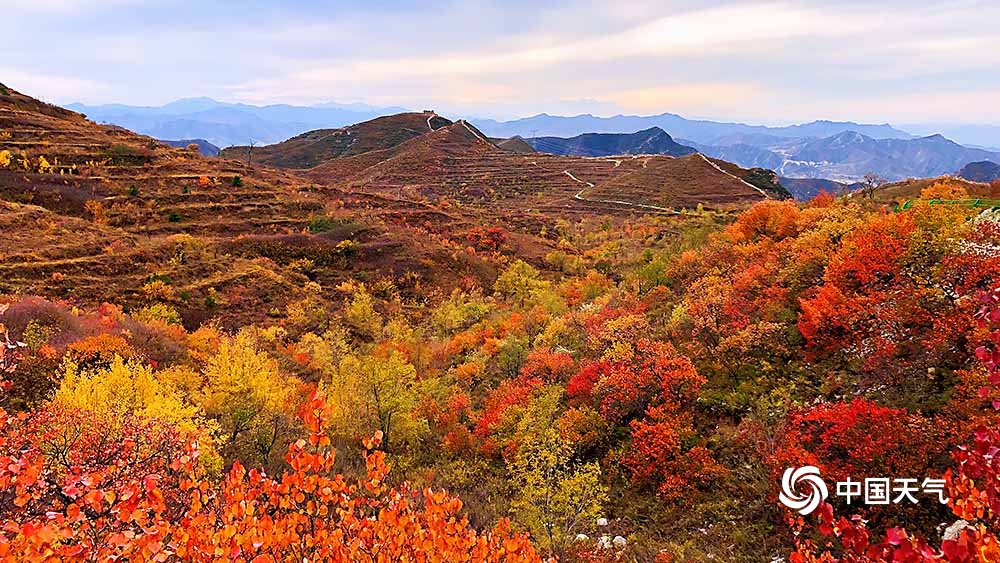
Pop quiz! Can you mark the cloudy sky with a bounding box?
[4,0,999,124]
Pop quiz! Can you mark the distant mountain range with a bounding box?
[475,114,912,145]
[524,128,1000,183]
[62,99,923,150]
[63,98,1000,184]
[67,98,406,148]
[686,131,1000,182]
[903,124,1000,152]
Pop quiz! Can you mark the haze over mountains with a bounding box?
[474,114,913,145]
[67,98,407,149]
[520,127,1000,184]
[681,130,1000,183]
[65,98,1000,184]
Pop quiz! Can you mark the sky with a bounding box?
[3,0,1000,125]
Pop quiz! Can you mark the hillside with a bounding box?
[160,138,221,156]
[528,127,696,158]
[495,136,536,153]
[1,82,791,330]
[301,119,784,216]
[867,175,1000,204]
[0,85,494,324]
[219,112,453,168]
[577,154,787,209]
[958,160,1000,183]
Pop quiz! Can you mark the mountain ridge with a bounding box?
[472,113,913,145]
[528,127,696,158]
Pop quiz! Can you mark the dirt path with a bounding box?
[696,153,769,198]
[563,170,679,215]
[459,120,492,146]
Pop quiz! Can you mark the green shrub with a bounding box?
[102,143,153,166]
[168,210,182,223]
[334,239,359,258]
[133,303,182,325]
[308,215,342,233]
[231,175,243,187]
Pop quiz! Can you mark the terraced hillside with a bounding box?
[306,122,788,217]
[304,119,785,214]
[1,83,791,327]
[0,85,493,324]
[576,154,786,209]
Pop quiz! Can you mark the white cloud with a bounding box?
[2,0,157,13]
[0,68,108,102]
[1,0,999,123]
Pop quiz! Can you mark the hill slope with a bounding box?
[958,160,1000,183]
[160,138,220,156]
[528,127,696,158]
[302,119,785,216]
[219,112,453,168]
[576,154,787,209]
[495,136,536,154]
[0,84,494,324]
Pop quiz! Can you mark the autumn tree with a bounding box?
[787,288,1000,562]
[0,390,543,563]
[495,260,550,307]
[199,330,297,464]
[343,283,383,340]
[328,349,424,451]
[921,179,969,200]
[55,356,202,436]
[508,388,607,557]
[862,172,884,199]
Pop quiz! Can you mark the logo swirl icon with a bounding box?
[779,466,828,515]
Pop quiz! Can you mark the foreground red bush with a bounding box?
[0,390,541,563]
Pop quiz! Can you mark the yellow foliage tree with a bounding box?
[200,330,297,462]
[36,155,53,174]
[343,283,383,339]
[495,260,550,307]
[920,179,969,200]
[328,350,424,450]
[508,389,607,557]
[55,356,202,436]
